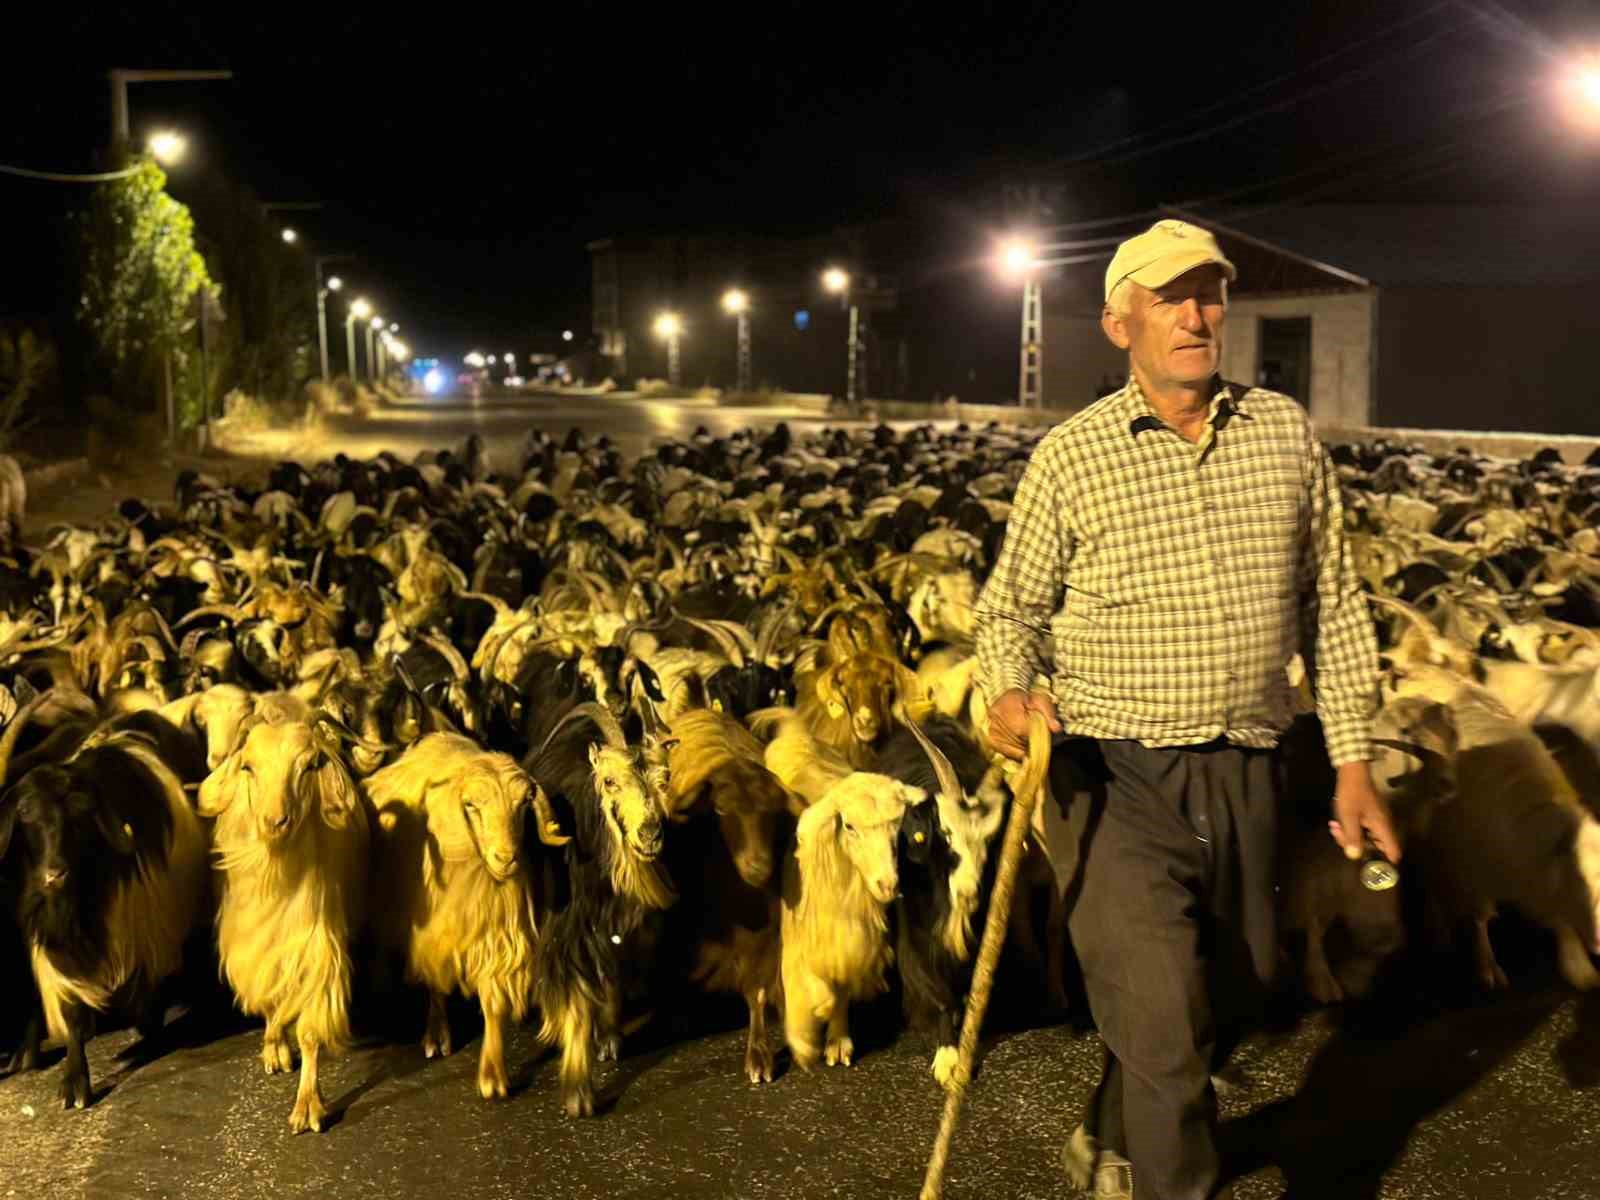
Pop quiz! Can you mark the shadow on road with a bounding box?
[1221,987,1559,1200]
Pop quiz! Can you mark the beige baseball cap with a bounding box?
[1104,219,1237,302]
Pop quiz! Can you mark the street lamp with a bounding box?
[345,297,371,380]
[281,228,298,245]
[562,330,574,342]
[821,267,864,405]
[996,236,1044,409]
[653,312,683,387]
[721,289,751,394]
[109,69,232,165]
[315,273,343,384]
[145,130,187,166]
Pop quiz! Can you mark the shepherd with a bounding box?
[974,219,1400,1200]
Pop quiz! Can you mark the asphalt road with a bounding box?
[7,393,1600,1199]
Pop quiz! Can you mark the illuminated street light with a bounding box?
[997,237,1038,279]
[370,317,385,331]
[488,354,498,365]
[722,290,752,393]
[146,130,187,166]
[281,228,298,245]
[327,276,343,292]
[654,312,683,386]
[562,329,574,342]
[821,268,862,404]
[344,298,372,381]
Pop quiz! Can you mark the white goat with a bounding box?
[780,771,922,1070]
[367,733,568,1100]
[199,709,371,1133]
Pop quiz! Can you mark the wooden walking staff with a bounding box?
[920,711,1053,1200]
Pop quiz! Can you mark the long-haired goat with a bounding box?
[780,769,923,1071]
[367,733,568,1100]
[658,708,797,1083]
[0,694,208,1109]
[525,703,676,1116]
[198,706,372,1132]
[871,714,1006,1088]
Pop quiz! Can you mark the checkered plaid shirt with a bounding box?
[974,378,1378,766]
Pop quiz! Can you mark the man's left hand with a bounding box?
[1328,760,1402,864]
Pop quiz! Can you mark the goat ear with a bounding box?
[315,760,361,831]
[586,741,600,767]
[793,798,832,852]
[0,803,15,860]
[815,668,844,719]
[197,754,242,818]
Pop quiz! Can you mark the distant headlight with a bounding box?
[424,368,446,394]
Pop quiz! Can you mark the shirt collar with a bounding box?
[1123,375,1249,438]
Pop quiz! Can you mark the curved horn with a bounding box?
[681,617,746,669]
[531,784,572,846]
[459,590,512,617]
[534,700,628,762]
[420,631,471,683]
[0,689,52,789]
[901,709,964,804]
[310,547,328,592]
[174,603,245,629]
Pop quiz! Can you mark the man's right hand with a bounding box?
[987,688,1061,760]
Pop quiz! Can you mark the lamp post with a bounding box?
[822,267,864,405]
[345,298,371,380]
[721,289,750,394]
[108,68,232,164]
[367,317,384,386]
[316,272,342,383]
[997,238,1043,408]
[653,313,683,387]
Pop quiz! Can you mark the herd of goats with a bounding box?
[0,418,1597,1135]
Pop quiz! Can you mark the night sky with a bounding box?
[5,1,1597,361]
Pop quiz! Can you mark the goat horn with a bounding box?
[681,617,746,669]
[531,784,572,846]
[459,590,512,617]
[310,547,327,592]
[1371,736,1452,776]
[900,708,964,805]
[535,701,628,762]
[0,689,52,789]
[175,603,244,628]
[420,632,471,683]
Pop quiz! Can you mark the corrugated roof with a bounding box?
[1190,204,1600,287]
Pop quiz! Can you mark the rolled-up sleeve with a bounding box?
[975,438,1072,702]
[1300,434,1379,765]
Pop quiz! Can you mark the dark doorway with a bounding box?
[1259,316,1312,405]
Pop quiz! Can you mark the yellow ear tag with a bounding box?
[827,700,844,719]
[123,823,134,839]
[913,830,926,844]
[711,699,724,713]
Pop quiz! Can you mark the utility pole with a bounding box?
[846,303,865,406]
[735,311,751,393]
[1020,276,1043,408]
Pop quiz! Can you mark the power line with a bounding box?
[1063,1,1456,164]
[0,161,140,183]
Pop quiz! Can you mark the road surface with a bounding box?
[7,392,1600,1199]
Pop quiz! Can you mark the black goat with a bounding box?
[0,700,208,1108]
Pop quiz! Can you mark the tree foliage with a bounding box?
[72,158,217,419]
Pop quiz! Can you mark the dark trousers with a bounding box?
[1042,737,1279,1200]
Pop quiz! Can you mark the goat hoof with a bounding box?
[563,1087,595,1118]
[1305,965,1344,1006]
[423,1030,453,1060]
[824,1036,854,1067]
[597,1036,621,1064]
[1478,962,1510,991]
[60,1071,90,1111]
[262,1037,294,1075]
[745,1046,775,1085]
[932,1045,960,1091]
[477,1061,509,1101]
[288,1092,327,1134]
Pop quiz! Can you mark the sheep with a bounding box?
[780,768,924,1071]
[525,702,676,1116]
[0,693,209,1109]
[197,707,371,1133]
[367,733,568,1100]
